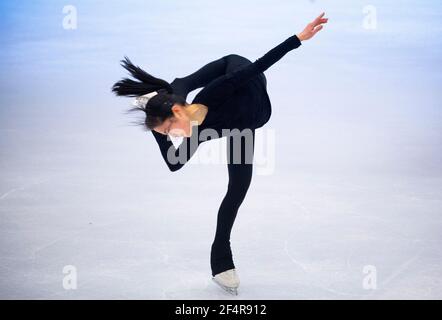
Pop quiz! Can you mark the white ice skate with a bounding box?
[212,268,240,295]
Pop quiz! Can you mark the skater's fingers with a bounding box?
[312,12,326,25]
[312,25,323,35]
[300,13,327,41]
[312,18,328,28]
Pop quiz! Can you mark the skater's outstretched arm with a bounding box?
[169,8,330,101]
[195,12,328,105]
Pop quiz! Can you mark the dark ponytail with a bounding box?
[111,56,186,131]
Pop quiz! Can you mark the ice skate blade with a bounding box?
[212,277,239,296]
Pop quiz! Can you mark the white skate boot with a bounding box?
[212,268,240,295]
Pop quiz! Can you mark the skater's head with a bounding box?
[112,56,193,137]
[130,90,194,138]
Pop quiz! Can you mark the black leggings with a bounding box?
[211,127,256,276]
[208,56,257,276]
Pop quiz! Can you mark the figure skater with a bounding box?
[112,12,328,295]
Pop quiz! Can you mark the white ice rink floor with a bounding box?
[1,0,441,299]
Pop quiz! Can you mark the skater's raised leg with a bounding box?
[171,54,252,99]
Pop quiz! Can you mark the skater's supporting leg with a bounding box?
[211,129,255,276]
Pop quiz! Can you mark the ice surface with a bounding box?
[0,0,441,299]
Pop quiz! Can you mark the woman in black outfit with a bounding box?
[112,12,328,294]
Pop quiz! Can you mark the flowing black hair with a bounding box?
[111,56,186,131]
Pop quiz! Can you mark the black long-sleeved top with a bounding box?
[151,34,302,171]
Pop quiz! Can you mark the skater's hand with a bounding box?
[297,12,328,41]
